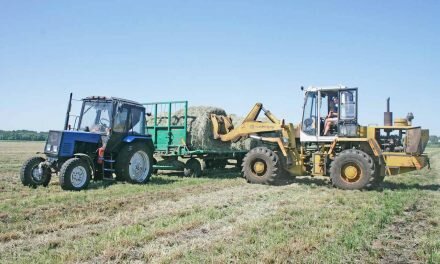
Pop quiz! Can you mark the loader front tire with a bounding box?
[330,149,375,190]
[242,147,284,185]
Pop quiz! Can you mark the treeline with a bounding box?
[428,135,440,148]
[0,130,48,141]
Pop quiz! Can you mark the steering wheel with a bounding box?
[303,116,317,129]
[99,118,110,127]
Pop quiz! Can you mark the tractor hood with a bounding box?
[45,130,101,157]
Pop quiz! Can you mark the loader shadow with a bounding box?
[376,182,440,192]
[290,176,331,187]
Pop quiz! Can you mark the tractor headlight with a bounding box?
[45,131,62,154]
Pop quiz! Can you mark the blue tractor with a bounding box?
[20,94,155,191]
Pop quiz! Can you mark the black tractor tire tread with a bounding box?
[59,158,91,191]
[241,147,283,185]
[184,158,203,177]
[330,149,376,190]
[115,143,153,184]
[20,156,51,188]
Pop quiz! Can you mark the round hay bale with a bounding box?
[178,106,232,151]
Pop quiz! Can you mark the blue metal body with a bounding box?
[123,135,152,143]
[58,131,101,157]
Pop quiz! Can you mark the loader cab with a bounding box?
[300,86,358,142]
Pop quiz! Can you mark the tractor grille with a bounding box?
[45,131,62,155]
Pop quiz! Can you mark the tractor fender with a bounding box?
[73,153,96,173]
[122,135,154,150]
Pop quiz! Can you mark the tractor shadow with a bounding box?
[87,177,179,190]
[154,167,242,180]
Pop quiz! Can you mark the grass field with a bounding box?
[0,141,439,263]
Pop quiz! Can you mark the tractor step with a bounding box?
[104,159,115,163]
[103,168,115,172]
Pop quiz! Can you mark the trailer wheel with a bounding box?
[242,147,283,185]
[116,143,153,184]
[184,158,202,177]
[20,156,51,188]
[59,158,91,191]
[330,149,375,190]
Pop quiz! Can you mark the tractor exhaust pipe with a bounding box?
[384,97,393,126]
[64,93,73,130]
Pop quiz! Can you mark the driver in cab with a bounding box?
[323,96,339,136]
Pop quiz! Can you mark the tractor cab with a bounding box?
[74,96,147,151]
[300,86,358,142]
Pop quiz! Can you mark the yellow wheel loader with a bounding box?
[211,86,430,190]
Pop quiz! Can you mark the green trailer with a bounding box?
[143,101,246,177]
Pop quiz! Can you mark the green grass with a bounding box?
[0,142,439,263]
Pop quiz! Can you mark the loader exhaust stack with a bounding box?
[384,97,393,126]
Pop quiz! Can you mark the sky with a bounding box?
[0,0,439,135]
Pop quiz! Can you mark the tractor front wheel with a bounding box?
[330,149,375,190]
[20,156,52,188]
[115,143,153,184]
[59,158,91,191]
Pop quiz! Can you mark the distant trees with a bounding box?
[0,130,48,141]
[428,135,439,147]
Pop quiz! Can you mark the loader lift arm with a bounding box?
[211,103,284,142]
[210,103,294,157]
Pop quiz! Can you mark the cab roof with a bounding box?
[304,85,357,92]
[83,96,143,107]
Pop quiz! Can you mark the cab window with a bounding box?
[340,90,357,120]
[129,108,145,135]
[302,92,317,136]
[113,107,128,133]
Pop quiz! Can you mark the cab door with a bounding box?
[300,91,318,142]
[338,89,358,137]
[106,104,130,152]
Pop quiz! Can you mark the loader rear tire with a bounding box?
[330,149,375,190]
[242,147,284,185]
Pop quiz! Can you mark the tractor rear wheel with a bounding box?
[242,147,284,185]
[330,149,375,190]
[115,143,153,184]
[59,158,91,191]
[20,156,51,188]
[184,158,203,177]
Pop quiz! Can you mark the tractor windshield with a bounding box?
[78,101,113,133]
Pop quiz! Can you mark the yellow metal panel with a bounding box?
[313,154,322,175]
[383,154,428,170]
[359,126,367,138]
